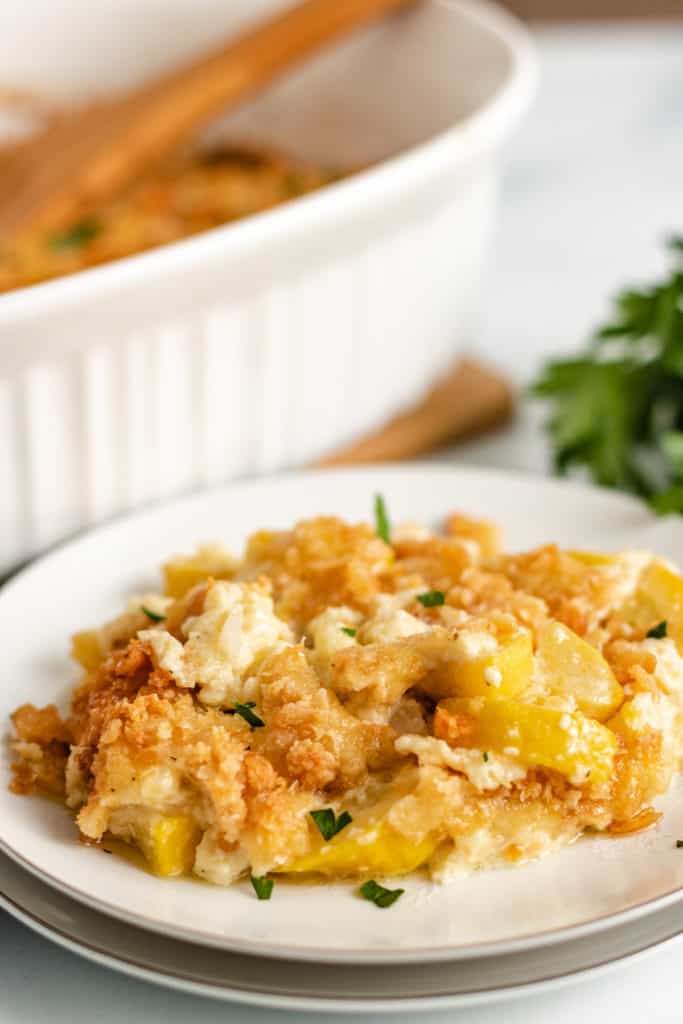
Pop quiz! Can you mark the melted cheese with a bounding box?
[395,734,526,791]
[141,579,292,706]
[362,608,430,644]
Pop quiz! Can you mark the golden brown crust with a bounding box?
[242,517,392,627]
[9,511,683,884]
[11,703,71,745]
[445,513,501,559]
[9,704,72,796]
[254,647,396,791]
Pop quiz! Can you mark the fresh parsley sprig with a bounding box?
[374,494,391,544]
[48,217,101,251]
[340,626,357,638]
[533,238,683,512]
[224,701,265,728]
[141,605,166,622]
[310,808,352,841]
[250,875,274,900]
[359,879,404,908]
[417,590,445,608]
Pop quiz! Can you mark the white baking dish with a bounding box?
[0,0,536,573]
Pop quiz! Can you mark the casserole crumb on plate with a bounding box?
[10,502,683,894]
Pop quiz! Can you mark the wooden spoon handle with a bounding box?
[314,358,514,466]
[16,0,416,232]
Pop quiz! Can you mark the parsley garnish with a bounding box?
[360,879,404,908]
[340,626,357,638]
[224,701,265,728]
[533,238,683,512]
[483,752,489,762]
[310,809,352,841]
[374,494,391,544]
[417,590,445,608]
[250,875,274,900]
[647,621,668,639]
[676,840,683,849]
[141,605,166,622]
[48,217,101,251]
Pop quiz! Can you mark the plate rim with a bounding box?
[1,462,682,965]
[3,830,683,964]
[1,851,682,1013]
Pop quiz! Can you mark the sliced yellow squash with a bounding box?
[281,820,438,877]
[131,814,201,877]
[534,620,623,720]
[71,629,105,671]
[442,629,534,699]
[423,629,533,701]
[619,558,683,651]
[567,550,618,567]
[163,545,237,598]
[436,696,617,785]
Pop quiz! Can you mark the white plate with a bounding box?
[1,850,681,1014]
[2,465,683,964]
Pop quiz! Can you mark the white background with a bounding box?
[2,22,683,1023]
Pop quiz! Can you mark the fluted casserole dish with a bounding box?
[0,0,536,573]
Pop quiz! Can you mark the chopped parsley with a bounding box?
[417,590,445,608]
[250,875,274,900]
[360,879,404,908]
[141,605,166,622]
[483,752,489,763]
[341,626,357,638]
[676,840,683,849]
[48,217,101,251]
[310,808,352,841]
[224,701,265,728]
[647,620,668,639]
[374,493,391,544]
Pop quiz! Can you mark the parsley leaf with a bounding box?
[417,590,445,607]
[360,879,404,908]
[374,494,391,544]
[533,239,683,511]
[48,218,101,251]
[483,752,489,762]
[340,626,357,638]
[250,875,274,900]
[647,620,668,639]
[224,702,265,728]
[310,808,353,841]
[141,605,166,622]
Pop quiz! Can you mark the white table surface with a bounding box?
[2,22,683,1024]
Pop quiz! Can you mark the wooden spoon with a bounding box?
[0,0,416,238]
[314,358,514,466]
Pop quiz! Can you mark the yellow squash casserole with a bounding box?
[10,503,683,897]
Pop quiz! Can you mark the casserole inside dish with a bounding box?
[0,145,343,293]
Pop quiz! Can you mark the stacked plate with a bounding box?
[1,466,682,1014]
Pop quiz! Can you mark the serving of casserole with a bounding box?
[11,498,683,903]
